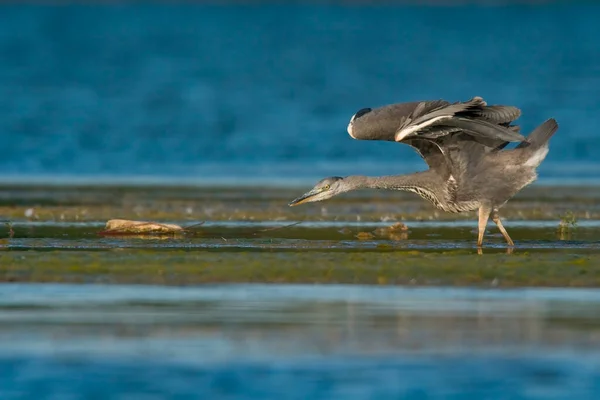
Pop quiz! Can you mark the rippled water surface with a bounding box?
[3,219,600,250]
[1,212,600,397]
[1,284,600,399]
[0,181,599,397]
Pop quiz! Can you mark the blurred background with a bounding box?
[1,0,598,186]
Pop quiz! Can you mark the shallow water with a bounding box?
[3,219,600,250]
[1,217,599,291]
[2,186,600,398]
[1,182,600,288]
[1,284,600,399]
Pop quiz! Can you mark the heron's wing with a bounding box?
[389,98,522,173]
[347,100,451,142]
[400,97,522,127]
[391,99,451,123]
[402,122,521,177]
[402,138,449,175]
[400,135,488,183]
[395,97,524,143]
[471,105,522,124]
[345,96,523,174]
[396,96,486,132]
[415,118,525,143]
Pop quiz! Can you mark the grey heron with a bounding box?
[289,97,558,247]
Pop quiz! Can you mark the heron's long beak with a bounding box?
[288,188,324,207]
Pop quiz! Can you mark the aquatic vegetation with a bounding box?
[373,222,409,240]
[2,249,600,287]
[1,184,599,223]
[355,232,376,240]
[3,221,14,239]
[0,184,599,288]
[557,211,578,240]
[560,211,578,227]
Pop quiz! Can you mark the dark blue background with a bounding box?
[1,3,598,183]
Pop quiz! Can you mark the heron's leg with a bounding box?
[492,210,515,247]
[477,204,492,247]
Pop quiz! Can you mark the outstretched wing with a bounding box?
[402,138,449,175]
[346,96,524,175]
[392,97,524,174]
[346,99,451,142]
[395,97,524,143]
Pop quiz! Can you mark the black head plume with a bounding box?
[353,107,372,121]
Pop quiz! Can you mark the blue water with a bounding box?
[1,284,600,399]
[1,3,600,184]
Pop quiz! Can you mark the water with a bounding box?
[2,206,600,397]
[4,219,600,251]
[0,284,599,399]
[1,3,600,184]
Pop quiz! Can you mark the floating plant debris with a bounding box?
[373,222,409,240]
[100,219,184,236]
[356,231,376,240]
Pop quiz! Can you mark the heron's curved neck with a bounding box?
[341,171,445,208]
[343,170,442,192]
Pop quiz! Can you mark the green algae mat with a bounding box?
[1,183,599,287]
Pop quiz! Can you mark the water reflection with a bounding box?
[0,284,600,398]
[1,284,600,357]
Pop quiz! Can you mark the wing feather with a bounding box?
[394,97,524,143]
[346,97,525,174]
[468,105,521,124]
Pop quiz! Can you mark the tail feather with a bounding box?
[517,118,559,150]
[517,118,559,168]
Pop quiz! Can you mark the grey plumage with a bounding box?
[346,96,523,143]
[290,97,559,247]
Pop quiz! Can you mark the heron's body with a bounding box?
[289,96,558,247]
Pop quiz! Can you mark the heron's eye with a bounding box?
[323,185,330,190]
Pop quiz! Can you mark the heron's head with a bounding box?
[289,177,345,206]
[346,107,373,138]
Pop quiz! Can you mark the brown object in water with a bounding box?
[355,231,376,240]
[388,222,408,232]
[373,222,409,241]
[100,219,184,235]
